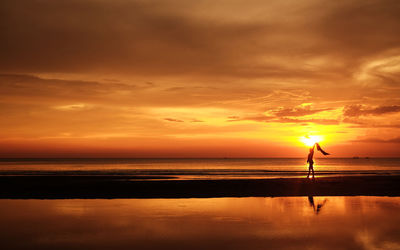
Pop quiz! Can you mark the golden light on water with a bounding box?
[300,135,323,147]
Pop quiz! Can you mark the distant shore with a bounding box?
[1,175,400,199]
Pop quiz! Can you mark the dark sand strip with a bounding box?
[1,175,400,199]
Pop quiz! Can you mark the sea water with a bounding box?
[0,158,399,179]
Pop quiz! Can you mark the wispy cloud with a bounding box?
[352,137,400,144]
[164,118,184,123]
[53,104,91,111]
[274,106,332,117]
[277,117,339,125]
[343,105,400,117]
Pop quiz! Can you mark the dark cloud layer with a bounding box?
[0,74,131,100]
[0,0,277,77]
[1,0,400,80]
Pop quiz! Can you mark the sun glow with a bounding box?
[300,135,323,147]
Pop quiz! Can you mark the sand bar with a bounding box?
[1,175,400,198]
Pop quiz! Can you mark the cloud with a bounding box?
[1,0,399,81]
[313,0,400,70]
[0,0,290,78]
[227,103,338,124]
[227,114,338,125]
[342,117,400,128]
[356,52,400,85]
[164,118,184,123]
[0,74,243,108]
[190,119,204,123]
[227,115,274,122]
[274,106,332,117]
[277,117,339,125]
[53,104,91,111]
[343,105,400,117]
[0,74,137,104]
[351,137,400,144]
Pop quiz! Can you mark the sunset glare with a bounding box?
[300,135,323,147]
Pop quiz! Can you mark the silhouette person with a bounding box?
[307,144,316,179]
[308,196,327,215]
[307,142,330,179]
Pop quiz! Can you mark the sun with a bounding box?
[300,135,323,147]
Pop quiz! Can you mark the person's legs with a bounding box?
[311,164,315,179]
[307,165,311,178]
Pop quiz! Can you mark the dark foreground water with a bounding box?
[1,158,400,179]
[1,197,400,250]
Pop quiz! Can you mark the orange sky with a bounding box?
[1,0,400,157]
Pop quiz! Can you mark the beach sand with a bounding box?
[1,175,400,198]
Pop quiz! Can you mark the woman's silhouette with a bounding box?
[307,144,316,179]
[307,143,330,179]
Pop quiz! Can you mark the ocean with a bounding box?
[1,158,399,180]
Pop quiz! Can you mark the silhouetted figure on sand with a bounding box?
[307,144,316,179]
[307,143,330,179]
[308,196,327,215]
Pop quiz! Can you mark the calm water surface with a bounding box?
[1,158,399,179]
[0,197,399,250]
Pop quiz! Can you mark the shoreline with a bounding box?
[1,175,400,199]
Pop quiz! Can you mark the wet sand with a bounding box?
[1,175,400,198]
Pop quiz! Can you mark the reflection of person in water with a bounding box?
[308,196,327,215]
[307,143,330,179]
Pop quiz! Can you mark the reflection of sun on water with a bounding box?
[300,135,323,147]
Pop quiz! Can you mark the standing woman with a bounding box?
[307,144,316,179]
[307,143,330,179]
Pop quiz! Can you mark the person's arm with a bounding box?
[316,143,330,155]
